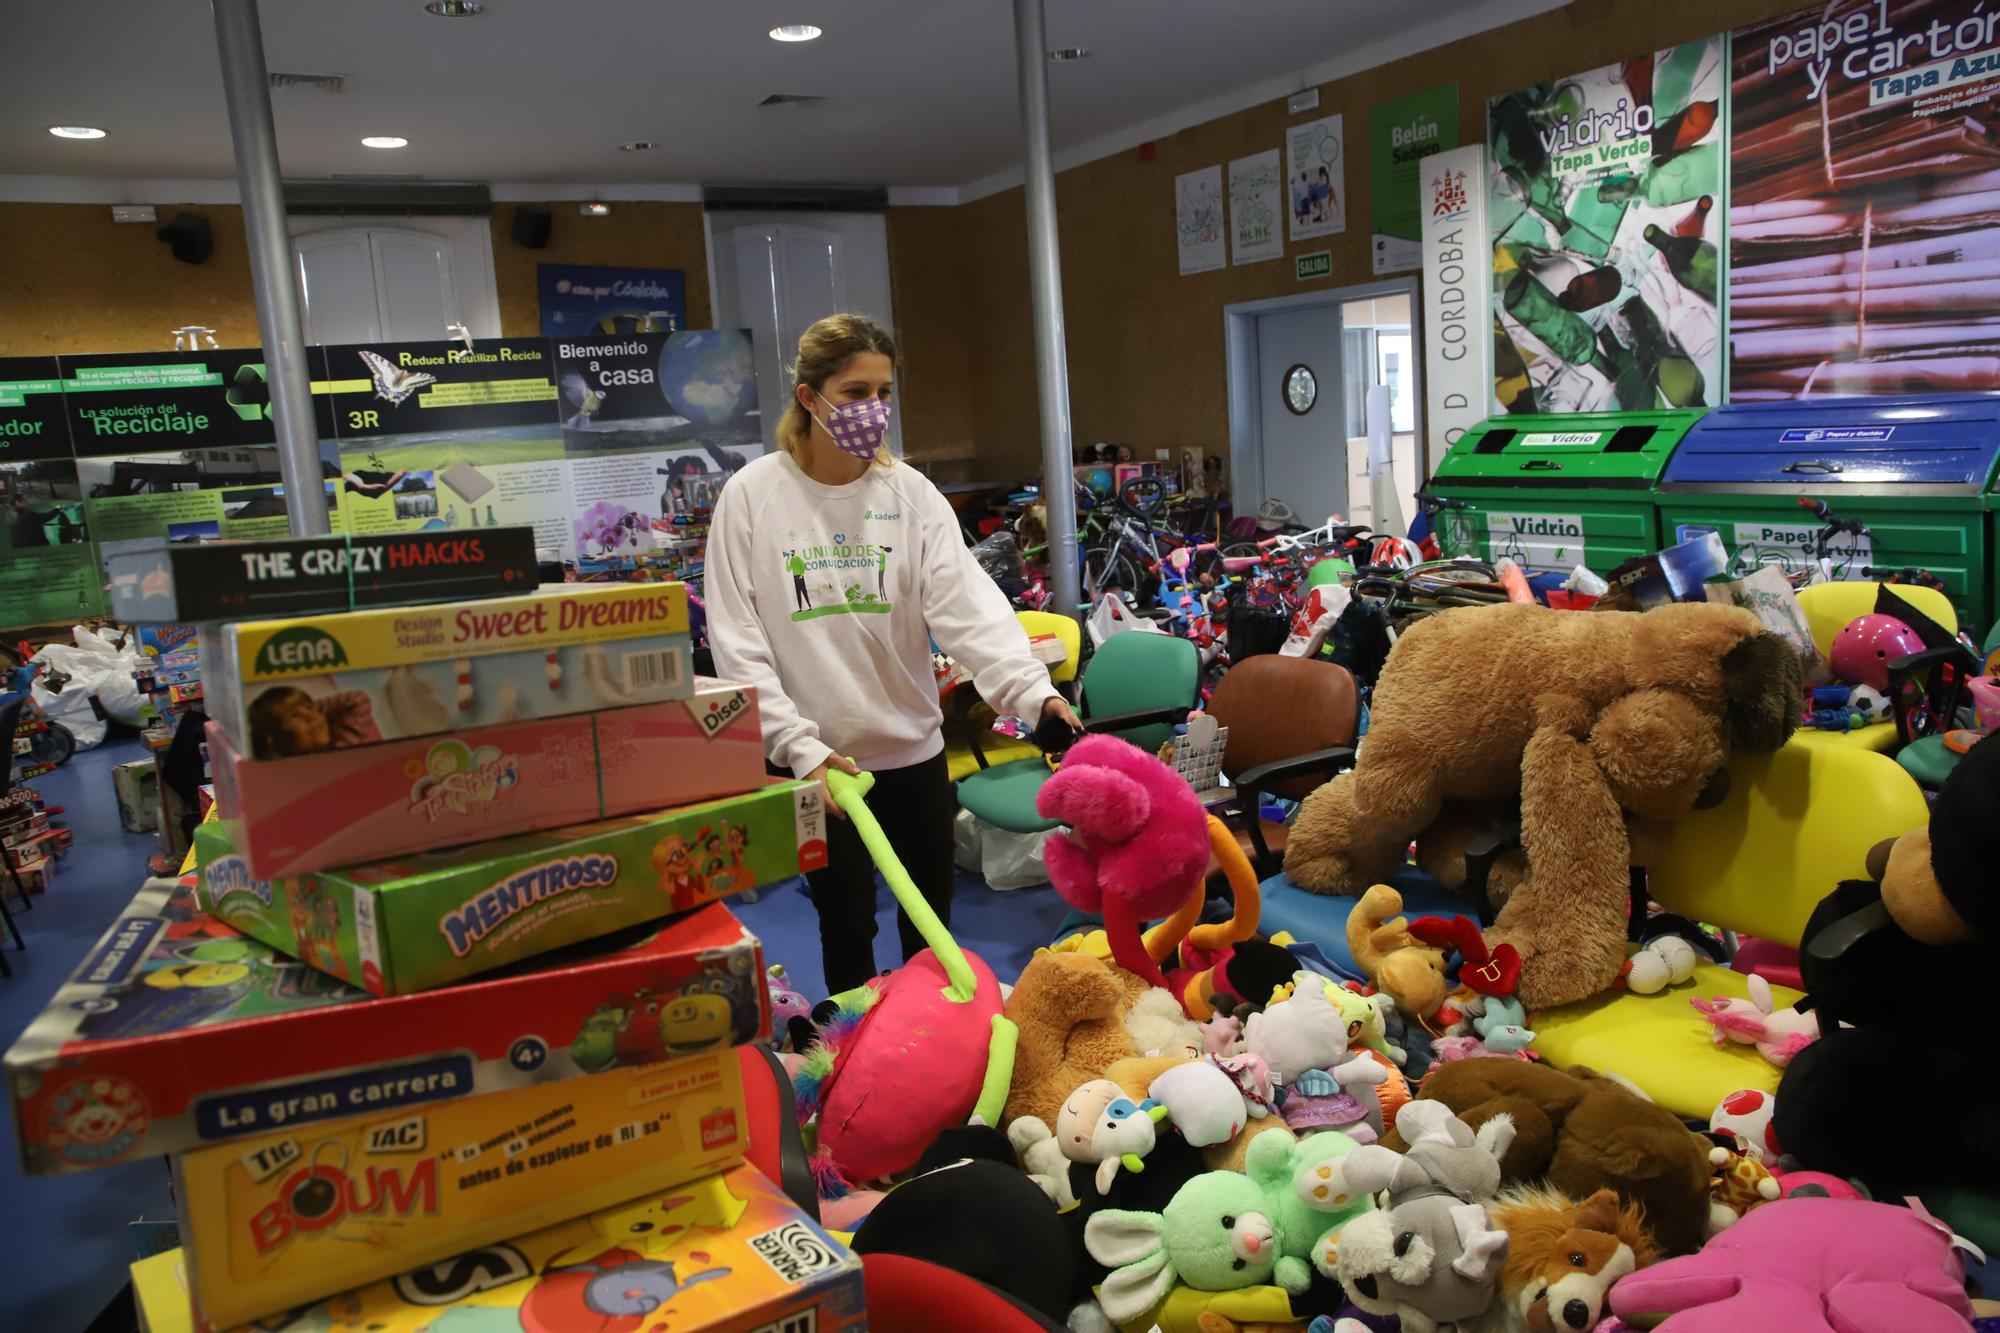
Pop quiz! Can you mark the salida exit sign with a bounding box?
[1295,251,1332,281]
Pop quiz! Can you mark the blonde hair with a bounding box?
[777,313,899,466]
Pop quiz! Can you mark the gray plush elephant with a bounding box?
[1321,1100,1516,1333]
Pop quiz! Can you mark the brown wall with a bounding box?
[896,0,1807,481]
[0,201,711,357]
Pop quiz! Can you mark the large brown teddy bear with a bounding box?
[1386,1059,1713,1255]
[1285,602,1800,1007]
[1000,950,1140,1130]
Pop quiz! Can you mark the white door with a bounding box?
[709,211,899,455]
[1254,304,1347,526]
[290,217,500,345]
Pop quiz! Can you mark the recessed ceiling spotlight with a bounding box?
[1047,47,1090,61]
[424,0,484,16]
[581,202,612,217]
[361,135,409,149]
[769,24,822,42]
[619,140,657,152]
[49,125,107,139]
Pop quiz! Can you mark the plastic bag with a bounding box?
[1704,565,1821,677]
[970,530,1025,587]
[952,808,984,874]
[955,809,1049,890]
[1086,593,1162,647]
[27,624,149,748]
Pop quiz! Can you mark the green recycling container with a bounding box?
[1657,395,2000,627]
[1427,409,1705,575]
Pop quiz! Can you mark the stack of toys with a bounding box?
[0,783,66,894]
[6,528,859,1330]
[133,622,205,723]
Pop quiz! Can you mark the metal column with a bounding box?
[212,0,330,536]
[1012,0,1081,619]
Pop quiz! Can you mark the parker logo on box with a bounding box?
[700,1107,740,1150]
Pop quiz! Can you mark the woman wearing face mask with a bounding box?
[707,313,1081,993]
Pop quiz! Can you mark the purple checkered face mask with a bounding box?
[814,389,893,459]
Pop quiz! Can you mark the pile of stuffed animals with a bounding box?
[763,601,1996,1331]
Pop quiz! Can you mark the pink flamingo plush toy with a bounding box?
[1037,735,1213,992]
[1690,974,1820,1068]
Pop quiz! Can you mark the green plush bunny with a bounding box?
[1084,1170,1302,1324]
[1246,1124,1376,1273]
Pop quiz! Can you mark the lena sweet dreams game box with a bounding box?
[3,879,767,1177]
[195,779,826,995]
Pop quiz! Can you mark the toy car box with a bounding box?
[207,679,768,878]
[193,1162,866,1333]
[201,581,692,760]
[175,1048,749,1328]
[195,778,822,996]
[3,878,765,1178]
[105,528,540,623]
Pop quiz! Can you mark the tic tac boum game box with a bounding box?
[175,1163,865,1333]
[195,779,826,995]
[2,879,767,1178]
[208,678,769,878]
[201,581,693,761]
[175,1048,750,1328]
[104,528,541,624]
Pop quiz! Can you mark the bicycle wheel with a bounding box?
[28,720,73,769]
[1083,544,1144,598]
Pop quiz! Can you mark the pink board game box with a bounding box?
[210,679,766,878]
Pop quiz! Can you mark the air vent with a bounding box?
[758,93,826,109]
[284,180,492,216]
[269,72,344,94]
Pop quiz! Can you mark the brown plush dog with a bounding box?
[1491,1185,1660,1331]
[1001,950,1140,1130]
[1285,602,1800,1007]
[1386,1058,1712,1256]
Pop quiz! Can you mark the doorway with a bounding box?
[707,210,901,455]
[1224,277,1423,535]
[288,215,502,346]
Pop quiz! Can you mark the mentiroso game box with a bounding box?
[176,1048,750,1328]
[195,779,826,994]
[3,881,766,1178]
[195,1162,866,1333]
[202,581,692,760]
[208,678,769,878]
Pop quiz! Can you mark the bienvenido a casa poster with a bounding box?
[1487,36,1725,414]
[1732,0,2000,399]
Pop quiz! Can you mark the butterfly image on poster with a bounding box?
[357,349,438,406]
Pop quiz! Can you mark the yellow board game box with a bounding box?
[175,1048,749,1329]
[195,1162,867,1333]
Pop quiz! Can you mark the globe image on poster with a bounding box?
[658,330,757,428]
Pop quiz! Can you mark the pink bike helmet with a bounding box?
[1830,613,1924,691]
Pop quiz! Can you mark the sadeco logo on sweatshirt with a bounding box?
[782,537,896,623]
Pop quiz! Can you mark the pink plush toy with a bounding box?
[1609,1197,1973,1330]
[1689,974,1820,1068]
[1037,735,1212,992]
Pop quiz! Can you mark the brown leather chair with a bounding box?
[1205,654,1359,878]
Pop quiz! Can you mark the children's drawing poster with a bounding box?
[554,330,761,557]
[1176,165,1226,275]
[1286,113,1348,241]
[1229,148,1286,265]
[1731,0,2000,399]
[1487,35,1725,413]
[322,339,574,556]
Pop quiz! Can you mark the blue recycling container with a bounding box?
[1656,394,2000,626]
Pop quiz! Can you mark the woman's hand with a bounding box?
[807,753,863,819]
[1041,696,1083,738]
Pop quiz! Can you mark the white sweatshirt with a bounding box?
[706,451,1059,777]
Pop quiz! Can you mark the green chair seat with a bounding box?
[956,758,1060,833]
[1896,734,1961,789]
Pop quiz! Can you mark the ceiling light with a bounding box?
[1047,47,1090,61]
[619,140,657,152]
[361,135,408,149]
[580,202,612,217]
[424,0,484,16]
[769,24,822,42]
[49,125,107,140]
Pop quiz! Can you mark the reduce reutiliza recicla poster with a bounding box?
[1487,35,1725,414]
[1731,0,2000,399]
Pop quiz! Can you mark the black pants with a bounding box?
[801,750,956,995]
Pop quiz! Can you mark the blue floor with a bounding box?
[0,740,1068,1330]
[2,734,177,1333]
